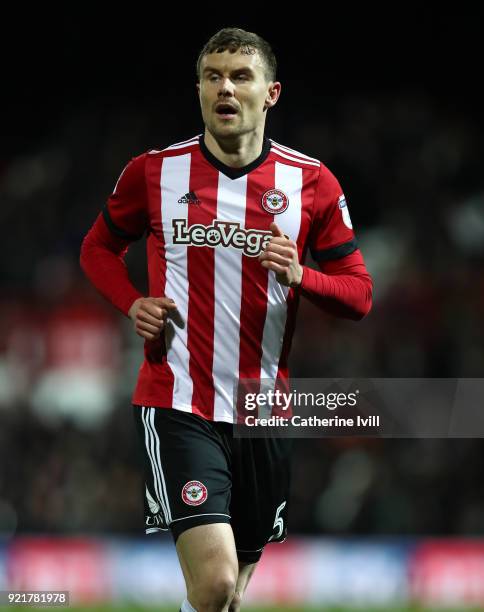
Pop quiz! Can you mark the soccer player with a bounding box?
[80,27,372,612]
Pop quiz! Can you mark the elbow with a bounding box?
[79,239,88,275]
[79,236,92,276]
[79,214,128,278]
[79,234,105,278]
[352,300,372,320]
[351,286,373,321]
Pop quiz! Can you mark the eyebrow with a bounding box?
[202,66,255,76]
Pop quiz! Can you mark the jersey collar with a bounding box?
[199,134,271,180]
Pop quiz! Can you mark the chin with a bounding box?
[211,124,241,138]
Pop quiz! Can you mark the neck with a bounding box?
[203,129,265,168]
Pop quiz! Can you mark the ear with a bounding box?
[196,82,200,96]
[264,81,281,110]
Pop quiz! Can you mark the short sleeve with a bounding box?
[103,153,149,241]
[308,164,357,262]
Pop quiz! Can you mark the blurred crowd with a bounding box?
[1,86,484,539]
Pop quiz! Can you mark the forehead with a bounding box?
[200,48,266,75]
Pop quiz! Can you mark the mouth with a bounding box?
[215,103,239,119]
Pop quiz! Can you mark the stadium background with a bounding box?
[1,9,484,610]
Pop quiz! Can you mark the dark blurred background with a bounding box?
[1,9,484,540]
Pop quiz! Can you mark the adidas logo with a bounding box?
[178,191,201,205]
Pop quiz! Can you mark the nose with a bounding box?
[217,77,235,97]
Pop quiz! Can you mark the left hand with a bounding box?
[258,222,303,287]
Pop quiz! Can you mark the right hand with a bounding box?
[128,296,178,341]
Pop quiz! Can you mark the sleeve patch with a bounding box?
[338,195,353,229]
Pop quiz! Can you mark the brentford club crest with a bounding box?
[261,189,289,215]
[182,480,208,506]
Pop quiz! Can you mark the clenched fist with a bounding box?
[128,296,178,341]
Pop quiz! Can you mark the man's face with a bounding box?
[197,48,278,139]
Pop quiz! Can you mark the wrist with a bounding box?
[290,265,304,288]
[128,296,143,320]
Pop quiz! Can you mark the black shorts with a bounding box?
[133,405,292,563]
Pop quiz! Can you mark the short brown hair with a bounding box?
[196,27,277,82]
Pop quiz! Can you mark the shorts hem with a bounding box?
[145,527,169,534]
[170,512,231,524]
[171,513,231,543]
[236,547,265,563]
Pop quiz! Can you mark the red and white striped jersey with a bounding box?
[104,134,357,422]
